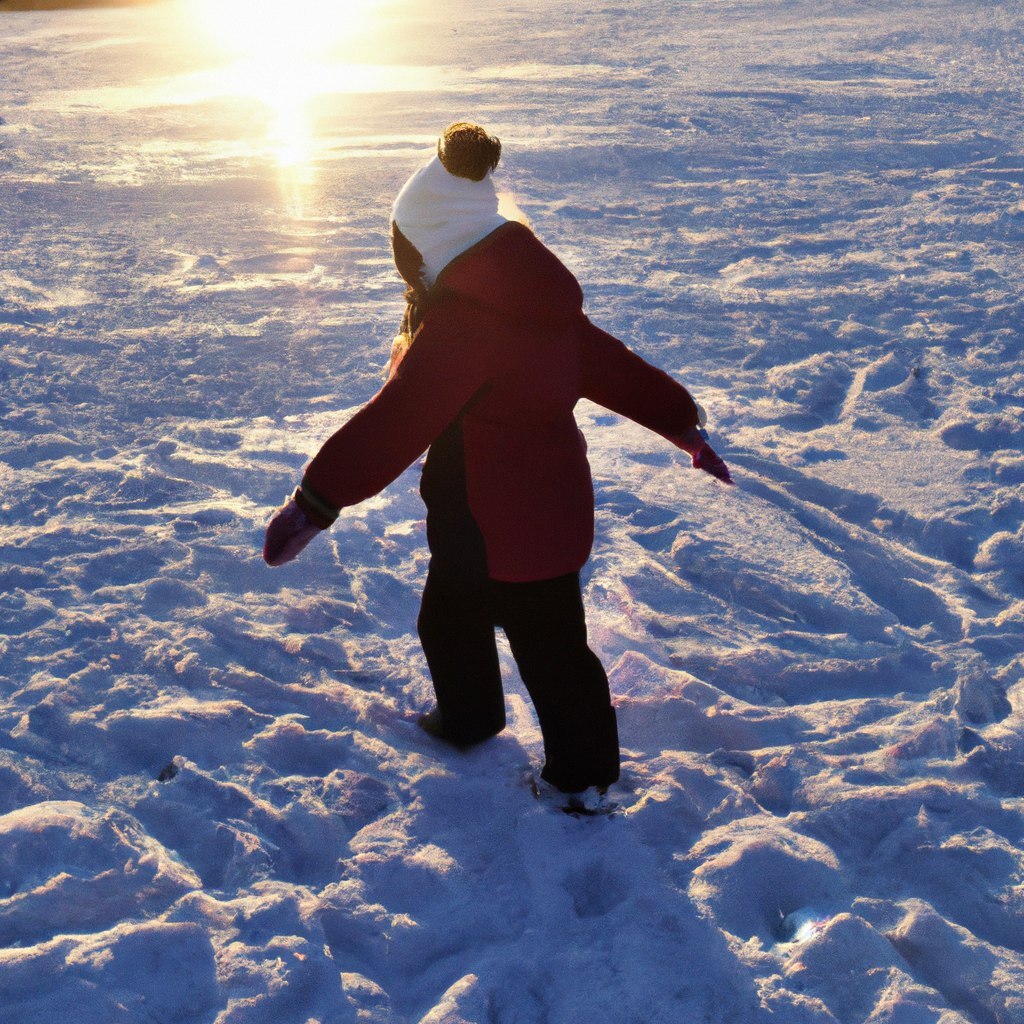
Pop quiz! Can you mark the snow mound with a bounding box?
[0,801,199,945]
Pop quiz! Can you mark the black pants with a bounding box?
[418,565,620,793]
[417,417,618,793]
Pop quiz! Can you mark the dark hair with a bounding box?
[437,122,502,181]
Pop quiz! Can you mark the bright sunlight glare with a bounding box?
[180,0,390,187]
[186,0,380,63]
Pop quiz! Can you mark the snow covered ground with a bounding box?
[1,0,1023,1020]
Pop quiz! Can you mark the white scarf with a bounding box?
[391,155,508,287]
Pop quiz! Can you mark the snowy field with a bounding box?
[2,0,1023,1020]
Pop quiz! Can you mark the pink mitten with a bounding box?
[692,441,734,484]
[263,498,323,566]
[674,426,735,485]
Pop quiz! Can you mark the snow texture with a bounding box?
[1,0,1023,1021]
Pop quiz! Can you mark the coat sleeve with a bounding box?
[577,319,701,443]
[301,306,491,511]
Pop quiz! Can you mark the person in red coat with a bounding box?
[264,123,732,808]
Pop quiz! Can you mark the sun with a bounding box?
[180,0,390,180]
[186,0,380,64]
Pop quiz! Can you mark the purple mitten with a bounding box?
[263,498,323,566]
[692,441,734,485]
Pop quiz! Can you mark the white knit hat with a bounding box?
[391,155,508,287]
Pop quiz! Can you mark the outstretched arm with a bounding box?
[578,319,700,438]
[578,319,732,484]
[264,307,491,566]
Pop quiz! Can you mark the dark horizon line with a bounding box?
[1,0,164,10]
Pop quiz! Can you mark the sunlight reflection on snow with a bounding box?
[179,0,399,183]
[42,61,445,207]
[779,908,833,945]
[52,63,446,113]
[23,0,436,202]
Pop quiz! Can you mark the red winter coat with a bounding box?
[302,222,701,582]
